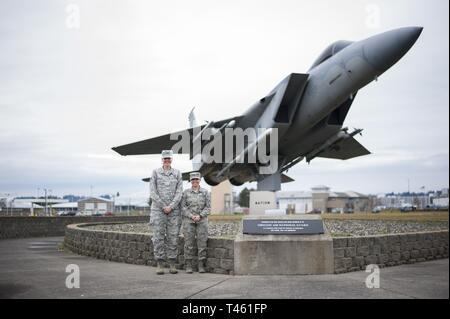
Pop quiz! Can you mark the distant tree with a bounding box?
[239,188,253,208]
[63,195,83,202]
[100,194,111,200]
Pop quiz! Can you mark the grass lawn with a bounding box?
[209,214,244,222]
[322,211,449,222]
[209,211,449,222]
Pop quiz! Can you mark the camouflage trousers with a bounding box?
[150,209,181,261]
[183,219,208,261]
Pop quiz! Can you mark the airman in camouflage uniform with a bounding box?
[150,150,183,275]
[181,172,211,273]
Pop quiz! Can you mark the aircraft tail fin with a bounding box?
[188,107,197,128]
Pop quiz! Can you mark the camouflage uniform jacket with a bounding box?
[149,167,183,211]
[181,187,211,222]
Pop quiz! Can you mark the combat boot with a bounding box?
[169,259,178,274]
[198,259,206,273]
[156,260,165,275]
[185,260,193,274]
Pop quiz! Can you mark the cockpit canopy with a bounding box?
[309,40,354,71]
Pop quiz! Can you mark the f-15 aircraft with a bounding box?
[112,27,423,191]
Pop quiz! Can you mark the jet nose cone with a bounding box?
[363,27,423,73]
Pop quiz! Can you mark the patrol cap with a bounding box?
[161,150,173,159]
[189,172,201,181]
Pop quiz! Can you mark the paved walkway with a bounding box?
[0,237,448,299]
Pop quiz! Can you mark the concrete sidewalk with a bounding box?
[0,237,448,299]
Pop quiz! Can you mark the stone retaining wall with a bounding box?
[0,216,149,239]
[333,231,449,273]
[64,223,234,275]
[63,222,448,275]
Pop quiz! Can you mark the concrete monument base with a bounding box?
[234,215,334,275]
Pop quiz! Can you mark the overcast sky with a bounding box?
[0,0,448,199]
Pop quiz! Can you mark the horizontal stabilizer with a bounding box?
[317,136,371,160]
[281,174,295,184]
[182,171,193,181]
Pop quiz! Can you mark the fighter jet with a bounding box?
[112,27,423,191]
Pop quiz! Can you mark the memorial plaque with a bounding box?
[243,219,324,235]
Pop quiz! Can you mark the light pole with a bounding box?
[43,188,52,216]
[111,193,115,214]
[9,195,16,216]
[44,188,48,216]
[111,192,119,214]
[49,189,53,216]
[5,193,10,216]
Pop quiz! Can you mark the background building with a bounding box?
[211,180,234,214]
[277,185,370,214]
[77,197,113,215]
[114,198,150,214]
[431,188,449,208]
[0,197,68,216]
[51,202,78,214]
[277,191,312,214]
[374,191,448,210]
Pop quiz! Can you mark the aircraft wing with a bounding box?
[112,127,197,156]
[112,116,242,156]
[317,136,371,160]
